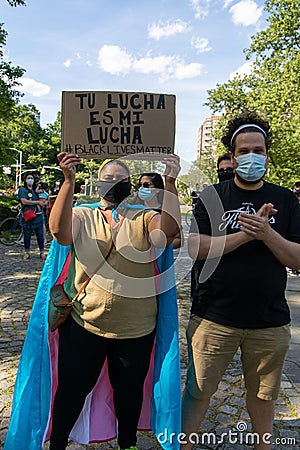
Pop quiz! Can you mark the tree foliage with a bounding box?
[0,24,25,119]
[206,0,300,187]
[6,1,26,6]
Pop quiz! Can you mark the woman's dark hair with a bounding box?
[138,172,165,206]
[221,111,271,154]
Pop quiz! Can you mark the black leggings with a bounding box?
[50,317,155,450]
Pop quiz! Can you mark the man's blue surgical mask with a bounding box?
[138,187,155,201]
[235,153,267,182]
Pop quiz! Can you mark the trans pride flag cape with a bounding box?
[4,204,181,450]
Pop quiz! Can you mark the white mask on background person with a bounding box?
[235,153,267,182]
[26,179,34,186]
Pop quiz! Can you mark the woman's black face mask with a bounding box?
[97,179,131,204]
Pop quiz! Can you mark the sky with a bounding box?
[2,0,267,163]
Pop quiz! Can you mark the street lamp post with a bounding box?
[10,148,23,187]
[41,166,62,174]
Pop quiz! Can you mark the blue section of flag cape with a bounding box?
[4,204,181,450]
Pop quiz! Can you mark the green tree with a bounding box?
[0,0,26,177]
[179,160,214,195]
[6,1,26,5]
[206,0,300,187]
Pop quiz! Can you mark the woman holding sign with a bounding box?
[48,153,181,450]
[3,152,181,450]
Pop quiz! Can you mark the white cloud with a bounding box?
[86,60,92,67]
[98,45,132,75]
[133,55,175,74]
[190,0,209,19]
[148,20,190,40]
[191,37,212,53]
[63,59,71,68]
[174,62,204,79]
[230,0,262,26]
[230,61,253,79]
[18,77,50,97]
[97,45,204,81]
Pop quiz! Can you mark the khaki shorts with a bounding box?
[185,316,291,401]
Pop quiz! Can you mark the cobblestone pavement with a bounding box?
[0,242,299,449]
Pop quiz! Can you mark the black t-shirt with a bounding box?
[190,180,300,328]
[191,190,201,205]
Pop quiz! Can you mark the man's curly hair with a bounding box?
[221,111,272,154]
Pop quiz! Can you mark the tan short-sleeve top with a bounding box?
[64,206,159,338]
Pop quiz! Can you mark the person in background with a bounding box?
[138,172,183,249]
[49,179,63,212]
[292,181,300,203]
[217,152,235,182]
[190,155,235,300]
[182,112,300,450]
[36,181,50,245]
[289,182,300,275]
[32,170,41,185]
[190,183,201,207]
[18,173,46,261]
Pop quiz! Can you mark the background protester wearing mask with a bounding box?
[182,112,300,450]
[191,153,235,298]
[138,172,182,249]
[18,173,46,261]
[46,154,181,450]
[49,179,63,212]
[292,181,300,203]
[217,152,235,182]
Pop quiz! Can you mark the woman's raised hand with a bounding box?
[162,154,181,182]
[57,152,82,181]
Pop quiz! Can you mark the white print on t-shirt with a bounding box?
[219,203,275,232]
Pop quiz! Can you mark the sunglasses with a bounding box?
[217,168,234,174]
[139,182,154,188]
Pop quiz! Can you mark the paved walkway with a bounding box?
[0,242,299,449]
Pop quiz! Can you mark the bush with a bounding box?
[0,196,19,221]
[179,196,192,206]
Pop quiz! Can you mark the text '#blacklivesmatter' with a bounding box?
[71,144,172,156]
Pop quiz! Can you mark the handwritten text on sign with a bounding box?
[61,91,176,159]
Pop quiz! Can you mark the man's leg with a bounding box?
[242,325,291,450]
[181,317,241,450]
[246,392,275,450]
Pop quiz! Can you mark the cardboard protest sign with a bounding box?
[61,91,176,159]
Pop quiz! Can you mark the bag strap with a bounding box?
[71,210,124,303]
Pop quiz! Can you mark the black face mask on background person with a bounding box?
[217,168,235,183]
[97,180,132,204]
